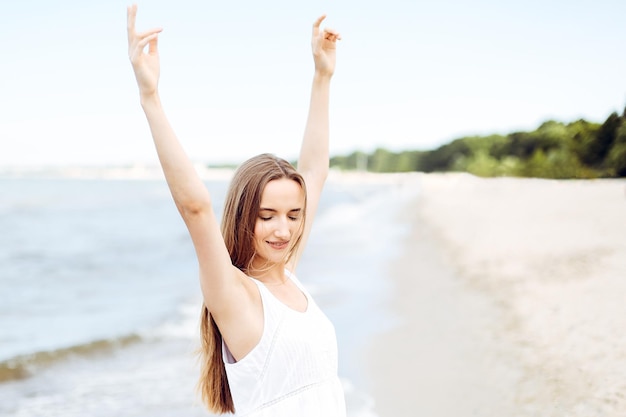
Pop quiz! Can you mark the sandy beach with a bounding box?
[367,173,626,417]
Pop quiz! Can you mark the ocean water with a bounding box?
[0,173,419,416]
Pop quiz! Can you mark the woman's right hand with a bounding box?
[127,5,162,97]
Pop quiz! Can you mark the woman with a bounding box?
[126,5,345,416]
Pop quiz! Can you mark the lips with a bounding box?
[267,241,289,250]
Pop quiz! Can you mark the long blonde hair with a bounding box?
[198,153,307,413]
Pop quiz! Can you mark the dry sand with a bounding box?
[367,173,626,417]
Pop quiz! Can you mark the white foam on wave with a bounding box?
[147,297,203,341]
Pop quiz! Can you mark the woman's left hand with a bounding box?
[311,15,341,77]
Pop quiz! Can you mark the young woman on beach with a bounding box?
[126,5,345,416]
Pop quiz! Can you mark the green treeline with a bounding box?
[330,109,626,178]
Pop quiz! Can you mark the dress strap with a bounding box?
[284,269,309,297]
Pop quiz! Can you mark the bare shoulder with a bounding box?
[201,265,260,314]
[208,267,264,362]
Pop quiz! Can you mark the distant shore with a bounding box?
[0,164,235,181]
[367,173,626,416]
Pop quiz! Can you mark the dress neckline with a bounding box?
[255,271,310,314]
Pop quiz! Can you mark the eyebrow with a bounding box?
[259,208,302,213]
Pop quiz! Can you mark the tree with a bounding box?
[606,123,626,176]
[580,112,622,167]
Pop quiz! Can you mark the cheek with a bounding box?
[253,220,266,241]
[291,219,304,238]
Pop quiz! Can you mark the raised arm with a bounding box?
[290,15,341,269]
[126,8,209,215]
[126,6,249,318]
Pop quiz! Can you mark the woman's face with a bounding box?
[252,178,305,267]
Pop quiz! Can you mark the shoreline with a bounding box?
[365,173,521,416]
[366,173,626,416]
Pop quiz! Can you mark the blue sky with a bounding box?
[1,0,625,167]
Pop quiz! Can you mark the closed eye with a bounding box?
[288,208,302,221]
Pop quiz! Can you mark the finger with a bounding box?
[129,29,161,60]
[329,33,342,42]
[127,4,137,36]
[137,28,163,40]
[148,35,158,55]
[136,32,160,51]
[130,32,159,60]
[324,29,342,42]
[312,14,326,35]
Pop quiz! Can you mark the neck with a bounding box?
[248,261,287,285]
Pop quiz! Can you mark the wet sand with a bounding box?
[367,173,626,417]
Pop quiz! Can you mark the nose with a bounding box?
[273,217,290,239]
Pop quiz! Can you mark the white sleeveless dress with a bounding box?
[222,270,346,416]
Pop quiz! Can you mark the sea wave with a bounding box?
[0,333,142,383]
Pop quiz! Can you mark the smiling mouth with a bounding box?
[267,241,289,250]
